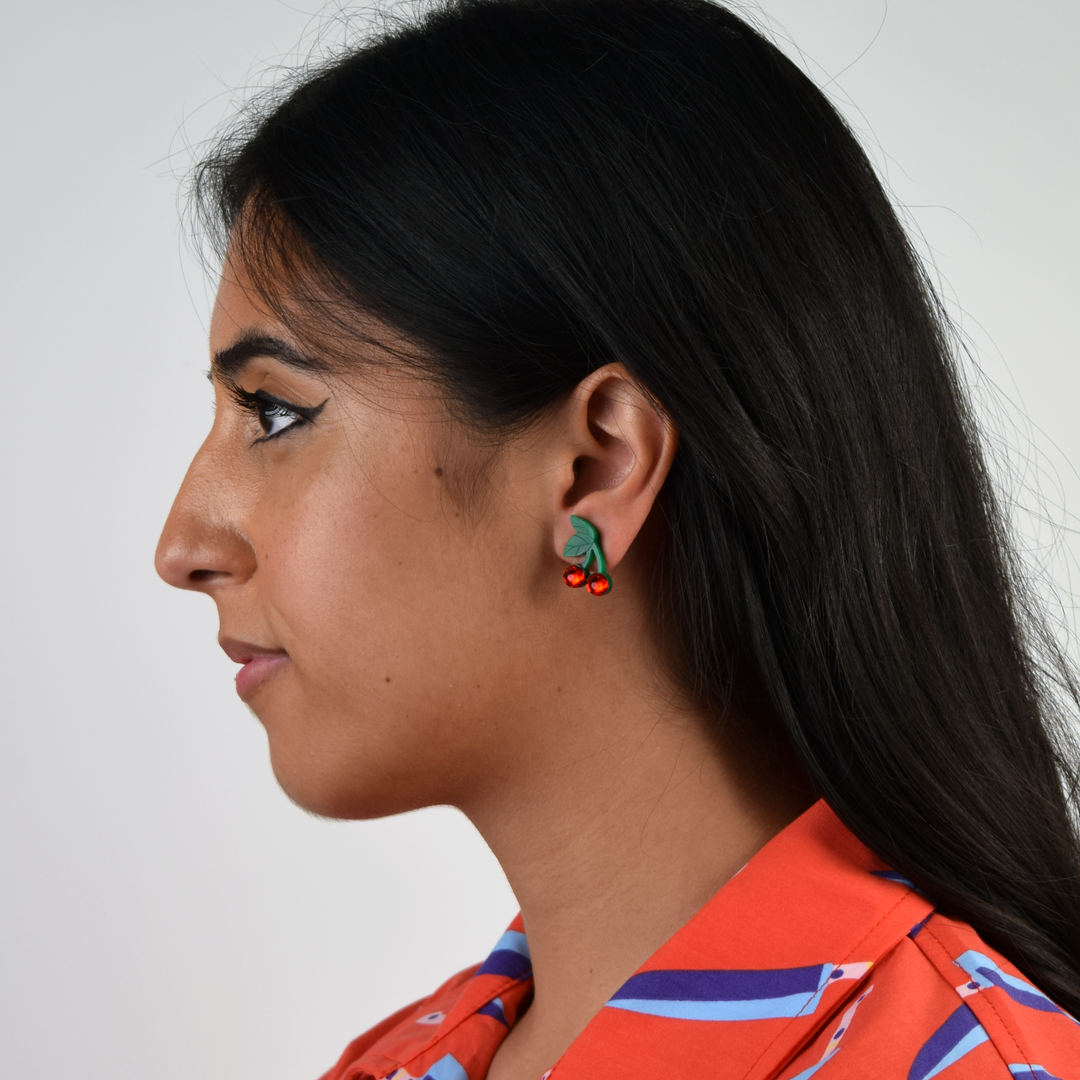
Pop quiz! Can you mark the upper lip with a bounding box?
[218,637,288,665]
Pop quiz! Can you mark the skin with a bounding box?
[156,258,814,1080]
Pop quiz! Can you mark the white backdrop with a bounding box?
[1,2,1077,1077]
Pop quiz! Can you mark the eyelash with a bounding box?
[227,386,326,444]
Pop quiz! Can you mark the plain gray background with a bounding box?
[1,1,1077,1077]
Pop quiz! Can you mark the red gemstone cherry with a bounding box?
[585,572,611,596]
[563,564,587,588]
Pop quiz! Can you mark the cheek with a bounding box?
[250,451,530,816]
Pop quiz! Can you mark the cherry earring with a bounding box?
[562,516,612,595]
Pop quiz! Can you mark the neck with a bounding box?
[464,676,813,1080]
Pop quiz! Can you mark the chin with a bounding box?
[267,747,444,821]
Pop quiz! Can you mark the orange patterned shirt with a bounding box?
[320,801,1080,1080]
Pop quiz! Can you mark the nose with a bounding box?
[155,439,258,594]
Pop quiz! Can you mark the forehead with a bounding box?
[210,261,276,347]
[210,249,412,362]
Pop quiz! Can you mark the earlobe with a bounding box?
[553,363,678,577]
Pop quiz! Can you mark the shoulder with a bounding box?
[316,922,535,1080]
[317,965,479,1080]
[777,911,1080,1080]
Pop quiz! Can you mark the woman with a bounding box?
[155,1,1080,1077]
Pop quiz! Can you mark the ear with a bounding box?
[550,363,678,571]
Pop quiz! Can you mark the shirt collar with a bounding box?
[556,800,933,1080]
[382,800,933,1080]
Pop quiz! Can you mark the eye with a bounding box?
[225,384,328,444]
[257,399,303,439]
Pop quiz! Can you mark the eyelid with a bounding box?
[224,383,328,441]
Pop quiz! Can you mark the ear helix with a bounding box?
[562,516,612,596]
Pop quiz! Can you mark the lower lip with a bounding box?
[235,654,289,701]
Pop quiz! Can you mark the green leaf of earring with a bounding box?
[562,515,612,595]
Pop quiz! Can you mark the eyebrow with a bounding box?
[210,332,327,381]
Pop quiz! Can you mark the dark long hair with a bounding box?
[193,0,1080,1010]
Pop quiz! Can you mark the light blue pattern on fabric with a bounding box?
[422,1055,469,1080]
[869,869,932,900]
[955,951,1076,1023]
[609,992,827,1022]
[476,930,533,980]
[786,1046,839,1079]
[870,870,917,889]
[609,993,816,1019]
[784,988,873,1080]
[1008,1066,1064,1080]
[908,1005,990,1080]
[918,1027,989,1080]
[477,996,508,1026]
[490,931,530,959]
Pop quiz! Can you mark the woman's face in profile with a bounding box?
[156,262,568,821]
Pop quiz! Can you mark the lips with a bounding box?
[219,637,289,701]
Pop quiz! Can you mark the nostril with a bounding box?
[190,569,220,582]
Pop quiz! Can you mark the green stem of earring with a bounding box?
[590,540,608,577]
